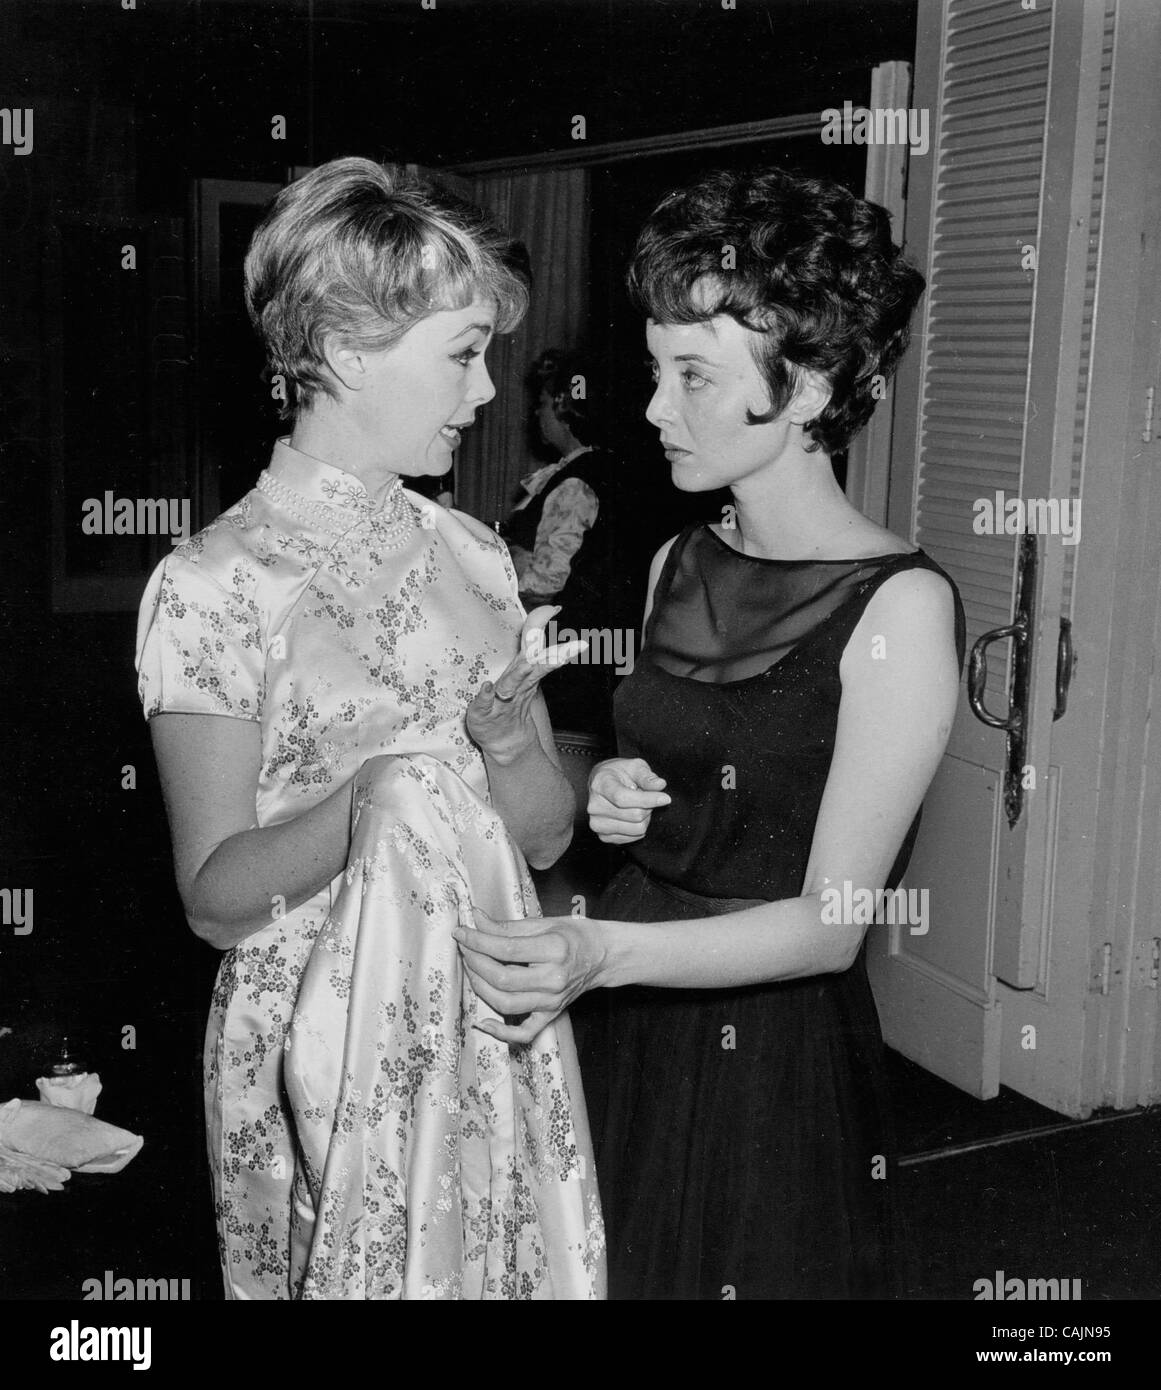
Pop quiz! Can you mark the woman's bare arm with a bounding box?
[150,712,355,951]
[478,690,575,870]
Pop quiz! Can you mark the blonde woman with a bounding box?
[136,160,604,1299]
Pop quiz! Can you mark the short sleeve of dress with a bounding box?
[494,527,527,620]
[447,505,528,621]
[135,552,266,721]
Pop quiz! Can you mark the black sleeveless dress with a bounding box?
[579,523,966,1300]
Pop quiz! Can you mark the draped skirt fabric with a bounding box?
[579,861,897,1301]
[272,753,604,1299]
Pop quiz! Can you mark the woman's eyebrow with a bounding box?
[448,322,495,341]
[672,352,720,366]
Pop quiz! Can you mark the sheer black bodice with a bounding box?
[615,524,966,900]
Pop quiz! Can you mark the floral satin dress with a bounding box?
[135,440,605,1300]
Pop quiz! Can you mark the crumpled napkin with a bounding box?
[0,1141,70,1193]
[0,1098,143,1190]
[36,1071,102,1114]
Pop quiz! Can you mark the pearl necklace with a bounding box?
[256,470,417,548]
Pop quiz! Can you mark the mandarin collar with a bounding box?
[258,439,409,539]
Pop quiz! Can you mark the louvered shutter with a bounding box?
[911,0,1053,705]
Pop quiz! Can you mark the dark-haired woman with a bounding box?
[455,168,966,1299]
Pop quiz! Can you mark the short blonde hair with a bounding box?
[244,157,530,416]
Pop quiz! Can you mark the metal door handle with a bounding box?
[968,617,1028,731]
[965,533,1036,827]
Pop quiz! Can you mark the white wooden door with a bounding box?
[866,0,1136,1116]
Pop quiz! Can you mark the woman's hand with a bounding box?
[466,605,587,764]
[452,908,610,1045]
[587,757,671,844]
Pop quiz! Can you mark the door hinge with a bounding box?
[1131,937,1161,989]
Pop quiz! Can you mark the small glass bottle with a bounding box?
[51,1036,82,1077]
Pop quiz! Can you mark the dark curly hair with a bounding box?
[525,347,598,446]
[627,167,925,455]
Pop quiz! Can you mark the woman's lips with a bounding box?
[439,422,473,447]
